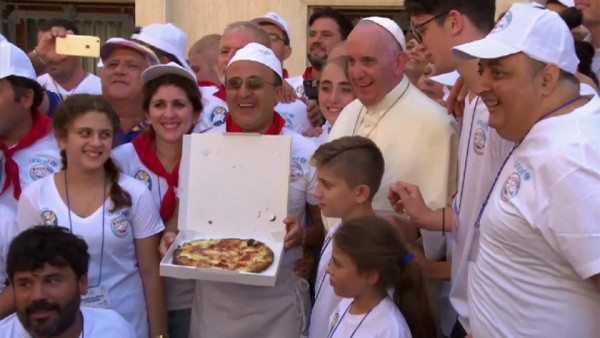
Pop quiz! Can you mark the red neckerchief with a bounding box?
[302,67,313,80]
[197,80,219,88]
[132,130,180,222]
[225,112,286,135]
[213,84,227,102]
[282,68,289,79]
[0,112,52,199]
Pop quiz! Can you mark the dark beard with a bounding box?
[307,54,327,72]
[19,296,80,336]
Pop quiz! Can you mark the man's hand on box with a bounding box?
[159,231,177,257]
[284,215,305,250]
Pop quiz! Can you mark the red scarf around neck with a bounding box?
[225,112,286,135]
[132,131,180,222]
[213,84,227,102]
[0,112,52,199]
[302,66,314,80]
[197,80,219,88]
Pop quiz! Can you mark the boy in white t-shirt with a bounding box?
[306,135,384,338]
[0,226,135,338]
[451,3,600,337]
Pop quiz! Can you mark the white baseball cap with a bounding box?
[430,70,460,87]
[142,61,197,85]
[452,3,579,74]
[360,16,406,51]
[226,42,282,79]
[101,37,160,65]
[251,12,290,39]
[131,23,192,72]
[557,0,574,7]
[0,41,36,80]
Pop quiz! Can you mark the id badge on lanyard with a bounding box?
[82,286,111,308]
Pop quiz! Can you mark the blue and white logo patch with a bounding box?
[41,209,58,226]
[210,106,227,127]
[133,169,152,190]
[491,11,512,34]
[500,172,521,202]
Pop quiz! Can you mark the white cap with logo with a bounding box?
[100,37,160,65]
[452,3,579,74]
[226,42,282,79]
[0,40,36,80]
[251,12,290,39]
[360,16,406,51]
[142,61,197,85]
[131,23,191,72]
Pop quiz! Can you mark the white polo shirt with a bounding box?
[0,133,61,211]
[112,143,195,311]
[0,205,16,293]
[0,306,136,338]
[16,174,165,338]
[469,95,600,337]
[37,73,102,95]
[190,124,319,338]
[327,297,411,338]
[276,100,312,135]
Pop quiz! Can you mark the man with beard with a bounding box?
[0,226,135,337]
[287,7,353,127]
[35,19,102,95]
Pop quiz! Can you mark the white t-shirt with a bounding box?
[276,100,312,135]
[195,84,228,132]
[308,121,332,146]
[592,48,600,84]
[0,306,136,338]
[449,95,514,332]
[469,96,600,338]
[112,143,195,311]
[308,222,342,338]
[190,124,319,338]
[37,73,102,95]
[327,297,412,338]
[0,133,61,211]
[286,75,306,98]
[16,174,165,338]
[0,205,16,293]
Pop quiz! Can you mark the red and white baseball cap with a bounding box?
[100,37,160,65]
[226,42,282,79]
[142,61,197,85]
[0,40,36,80]
[251,12,290,39]
[131,23,192,72]
[452,3,579,74]
[360,16,406,51]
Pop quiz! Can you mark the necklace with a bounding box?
[327,300,375,338]
[64,170,107,288]
[351,82,410,137]
[474,95,584,229]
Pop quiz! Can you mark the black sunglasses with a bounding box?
[225,77,278,90]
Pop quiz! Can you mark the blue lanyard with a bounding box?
[474,95,583,229]
[327,301,374,338]
[65,171,106,288]
[455,97,480,215]
[313,234,334,303]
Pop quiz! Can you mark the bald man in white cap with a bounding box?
[182,42,321,338]
[451,3,600,337]
[329,16,457,267]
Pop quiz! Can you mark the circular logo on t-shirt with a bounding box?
[473,128,487,155]
[133,169,152,190]
[30,163,55,180]
[491,11,512,34]
[500,172,521,202]
[41,209,58,226]
[290,162,304,182]
[210,106,227,127]
[295,85,305,97]
[110,216,130,238]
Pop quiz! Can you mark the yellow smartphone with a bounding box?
[56,35,100,58]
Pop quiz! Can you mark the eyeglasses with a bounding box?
[410,11,449,44]
[267,33,287,43]
[225,77,278,90]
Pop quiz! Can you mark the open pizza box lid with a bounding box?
[160,133,291,287]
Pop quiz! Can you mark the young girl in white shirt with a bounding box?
[326,216,435,338]
[16,94,167,338]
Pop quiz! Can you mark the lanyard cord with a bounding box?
[313,234,334,303]
[65,170,107,288]
[455,97,480,215]
[474,95,583,229]
[327,301,375,338]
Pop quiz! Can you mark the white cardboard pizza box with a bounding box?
[160,133,291,287]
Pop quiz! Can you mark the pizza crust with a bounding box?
[172,238,274,273]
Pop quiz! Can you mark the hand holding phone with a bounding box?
[56,35,100,58]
